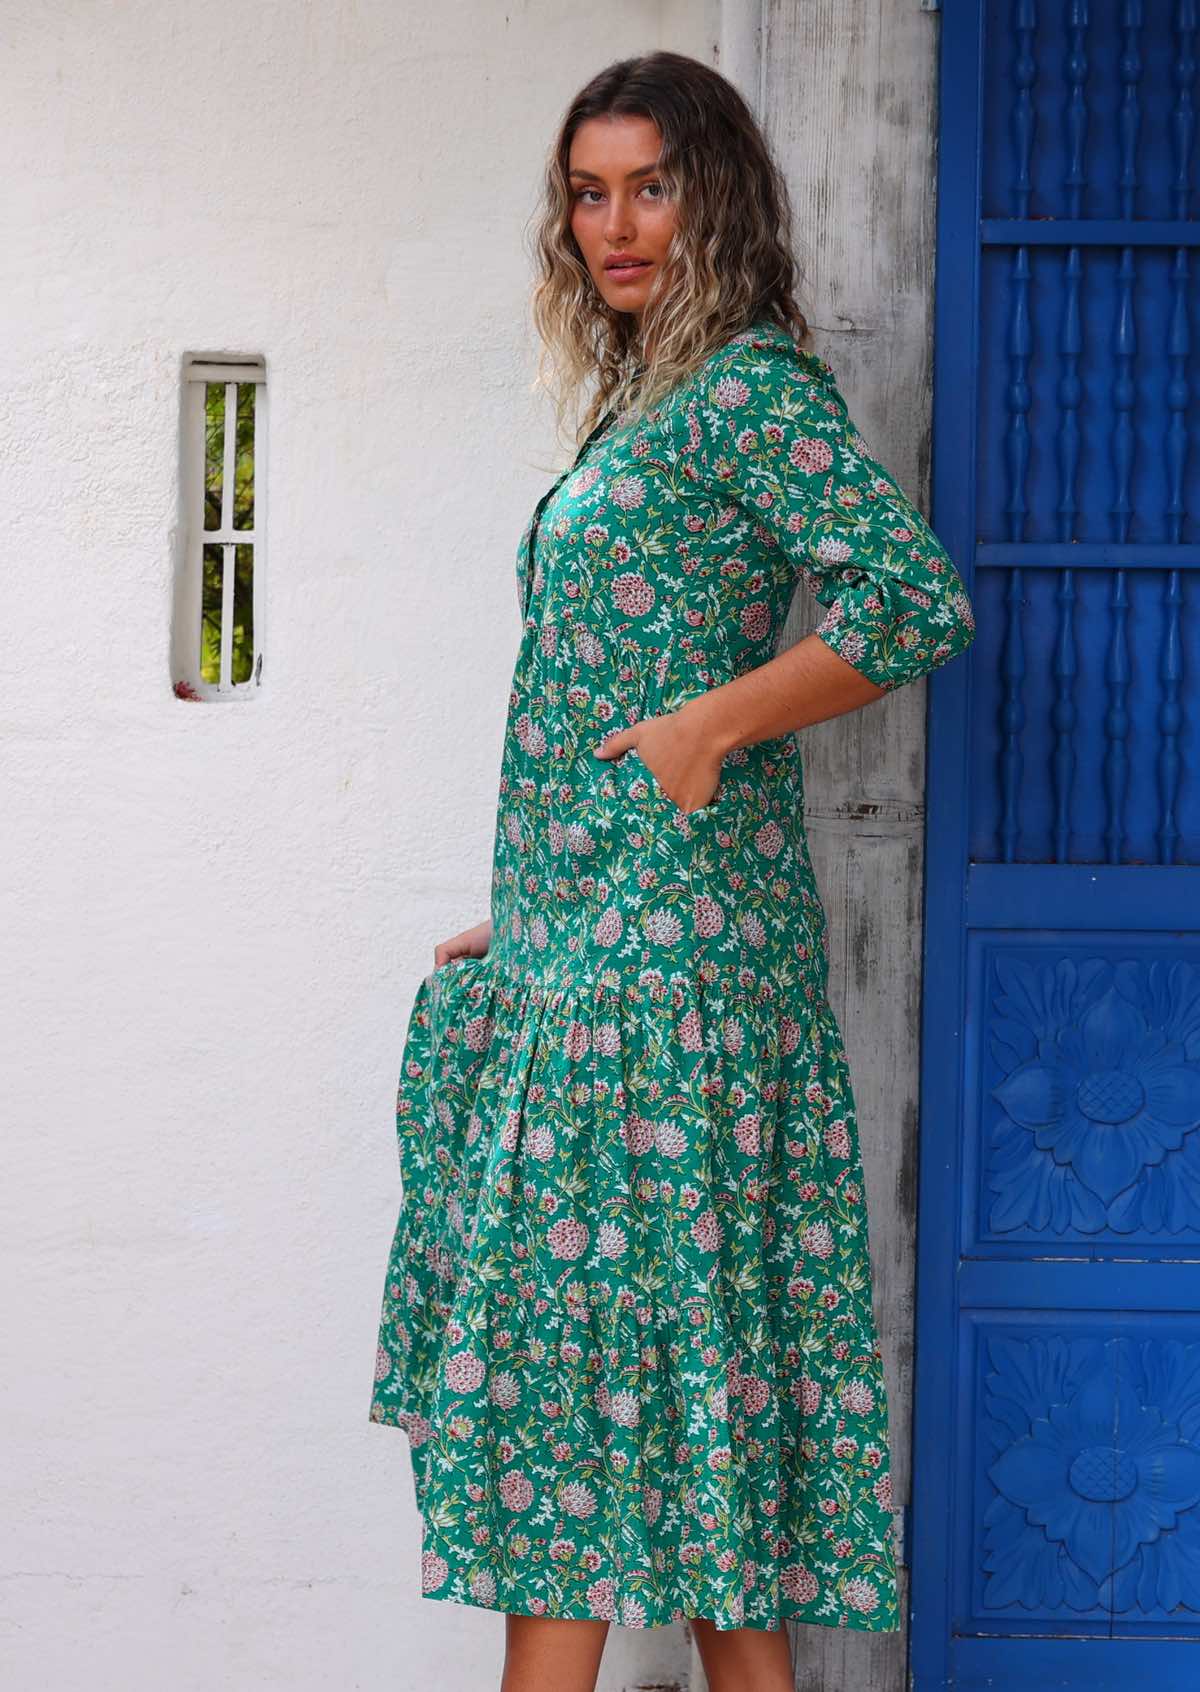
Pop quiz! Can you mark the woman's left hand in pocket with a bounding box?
[593,706,726,815]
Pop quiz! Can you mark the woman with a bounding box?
[370,49,976,1692]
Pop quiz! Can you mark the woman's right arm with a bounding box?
[433,917,492,968]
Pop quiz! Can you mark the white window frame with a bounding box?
[175,355,267,699]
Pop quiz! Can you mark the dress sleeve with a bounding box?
[688,344,977,693]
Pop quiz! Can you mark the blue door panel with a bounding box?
[911,3,1200,1687]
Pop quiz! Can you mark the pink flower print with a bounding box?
[583,522,608,545]
[739,599,771,641]
[528,914,550,950]
[594,905,624,947]
[608,1389,641,1427]
[874,1471,893,1510]
[565,822,596,857]
[642,1484,663,1525]
[547,1217,589,1260]
[560,1480,598,1519]
[444,1349,486,1393]
[737,910,768,949]
[823,1118,851,1159]
[527,1125,555,1161]
[734,1113,762,1156]
[843,1577,880,1615]
[623,1113,654,1155]
[789,436,834,475]
[655,1120,688,1158]
[645,908,684,947]
[780,1563,819,1603]
[514,712,546,756]
[610,474,647,511]
[571,464,603,496]
[592,1020,621,1057]
[830,627,868,666]
[586,1577,616,1619]
[750,821,785,863]
[401,1411,432,1447]
[575,628,606,666]
[597,1221,628,1258]
[620,1595,647,1627]
[374,1345,392,1382]
[800,1375,821,1414]
[740,1373,771,1415]
[677,1006,704,1051]
[460,1008,494,1049]
[694,894,725,937]
[421,1551,449,1592]
[714,375,751,408]
[735,427,756,453]
[780,1015,806,1056]
[612,572,655,616]
[691,1207,724,1252]
[498,1469,535,1511]
[469,1569,497,1604]
[564,1020,591,1062]
[802,1221,835,1260]
[839,1379,876,1415]
[722,1017,745,1057]
[488,1371,520,1410]
[813,535,854,568]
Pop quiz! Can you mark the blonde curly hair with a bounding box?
[528,49,811,446]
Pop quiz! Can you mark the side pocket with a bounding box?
[628,628,740,819]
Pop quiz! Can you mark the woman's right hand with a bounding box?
[434,917,492,969]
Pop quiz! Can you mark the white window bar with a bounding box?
[174,355,267,699]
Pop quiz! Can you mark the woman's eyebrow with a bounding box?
[567,161,661,182]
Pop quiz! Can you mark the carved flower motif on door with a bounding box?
[987,958,1200,1235]
[983,1334,1200,1617]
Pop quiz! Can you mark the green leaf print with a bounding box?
[370,318,976,1634]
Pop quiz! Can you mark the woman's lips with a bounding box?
[604,259,652,283]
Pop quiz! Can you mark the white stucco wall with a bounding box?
[1,5,718,1689]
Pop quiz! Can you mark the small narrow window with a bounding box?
[174,355,266,699]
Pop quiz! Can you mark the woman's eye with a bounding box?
[576,188,603,204]
[641,181,665,200]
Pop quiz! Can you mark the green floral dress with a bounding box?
[369,316,976,1633]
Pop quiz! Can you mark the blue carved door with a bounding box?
[909,4,1200,1688]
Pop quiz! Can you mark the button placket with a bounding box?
[519,405,620,623]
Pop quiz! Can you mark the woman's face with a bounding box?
[567,113,677,323]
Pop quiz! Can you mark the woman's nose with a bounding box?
[603,196,635,242]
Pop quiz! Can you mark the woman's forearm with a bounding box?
[680,633,890,758]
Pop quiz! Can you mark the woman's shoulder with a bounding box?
[676,317,834,412]
[708,316,829,373]
[644,318,835,448]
